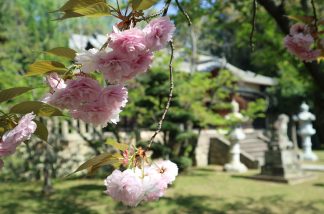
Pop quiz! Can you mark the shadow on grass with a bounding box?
[184,168,219,177]
[194,168,218,172]
[1,182,324,214]
[222,195,324,214]
[113,195,224,214]
[314,183,324,187]
[68,184,104,191]
[111,194,324,214]
[0,184,100,214]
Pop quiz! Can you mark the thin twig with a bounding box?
[250,0,257,51]
[311,0,318,32]
[175,0,192,26]
[124,2,129,16]
[148,41,174,148]
[116,0,120,12]
[162,0,172,16]
[135,0,172,23]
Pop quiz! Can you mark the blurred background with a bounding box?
[0,0,324,213]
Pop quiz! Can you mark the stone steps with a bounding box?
[240,130,268,166]
[195,129,269,169]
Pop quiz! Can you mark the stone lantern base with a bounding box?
[302,152,318,161]
[224,162,247,173]
[252,149,316,184]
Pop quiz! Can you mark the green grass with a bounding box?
[0,165,324,214]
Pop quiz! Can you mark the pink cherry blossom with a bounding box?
[109,28,147,57]
[104,169,144,207]
[104,161,178,206]
[284,34,321,62]
[131,50,153,74]
[75,48,100,73]
[289,23,309,35]
[65,76,101,102]
[151,160,178,184]
[98,50,153,83]
[97,51,133,83]
[70,101,116,127]
[144,17,176,51]
[99,85,128,109]
[1,113,37,158]
[48,76,101,109]
[141,167,168,202]
[2,113,37,145]
[0,140,18,156]
[46,72,66,91]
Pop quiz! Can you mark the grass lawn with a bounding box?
[0,167,324,214]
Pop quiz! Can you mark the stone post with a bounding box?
[224,99,248,173]
[293,102,318,161]
[224,125,248,172]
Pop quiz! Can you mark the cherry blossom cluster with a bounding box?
[75,17,175,83]
[44,73,127,126]
[284,23,322,62]
[0,113,37,169]
[43,17,175,127]
[104,160,178,207]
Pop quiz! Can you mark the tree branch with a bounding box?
[311,0,318,32]
[257,0,289,34]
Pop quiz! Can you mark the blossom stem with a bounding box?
[148,40,174,148]
[175,0,192,26]
[141,159,145,178]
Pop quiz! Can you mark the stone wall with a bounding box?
[195,129,260,169]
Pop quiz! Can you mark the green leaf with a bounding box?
[286,15,314,25]
[72,152,122,175]
[106,139,129,151]
[45,47,76,59]
[10,101,64,117]
[131,0,158,10]
[26,61,67,77]
[57,0,105,11]
[0,87,33,103]
[55,0,111,20]
[34,121,49,141]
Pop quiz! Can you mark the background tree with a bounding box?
[172,0,324,147]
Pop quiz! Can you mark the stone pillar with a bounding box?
[293,102,318,161]
[224,125,248,173]
[224,99,248,173]
[79,120,86,134]
[61,120,69,138]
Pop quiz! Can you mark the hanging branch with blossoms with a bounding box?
[0,0,195,207]
[282,0,324,62]
[43,0,179,207]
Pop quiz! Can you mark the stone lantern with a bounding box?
[293,102,318,161]
[224,100,248,173]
